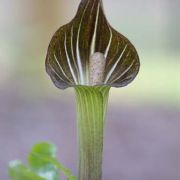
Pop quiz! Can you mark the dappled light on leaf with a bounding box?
[9,142,76,180]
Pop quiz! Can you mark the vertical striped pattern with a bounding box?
[46,0,140,89]
[75,0,91,84]
[54,54,73,83]
[104,25,113,58]
[104,44,128,83]
[75,86,110,180]
[90,2,101,56]
[64,32,78,84]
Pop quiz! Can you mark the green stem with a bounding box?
[75,86,110,180]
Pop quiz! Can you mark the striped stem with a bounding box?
[75,86,110,180]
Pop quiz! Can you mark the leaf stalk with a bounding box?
[75,86,110,180]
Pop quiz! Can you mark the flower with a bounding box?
[45,0,140,89]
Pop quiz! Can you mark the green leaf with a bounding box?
[9,160,45,180]
[28,142,76,180]
[28,142,57,168]
[28,142,59,180]
[29,151,76,180]
[9,142,76,180]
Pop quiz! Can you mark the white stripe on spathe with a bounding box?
[106,39,120,67]
[104,44,128,83]
[90,1,100,56]
[104,25,112,58]
[64,32,78,84]
[71,26,80,83]
[111,58,136,84]
[48,63,67,83]
[76,0,91,85]
[54,54,73,83]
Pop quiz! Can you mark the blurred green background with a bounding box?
[0,0,179,180]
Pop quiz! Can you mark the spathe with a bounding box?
[46,0,140,89]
